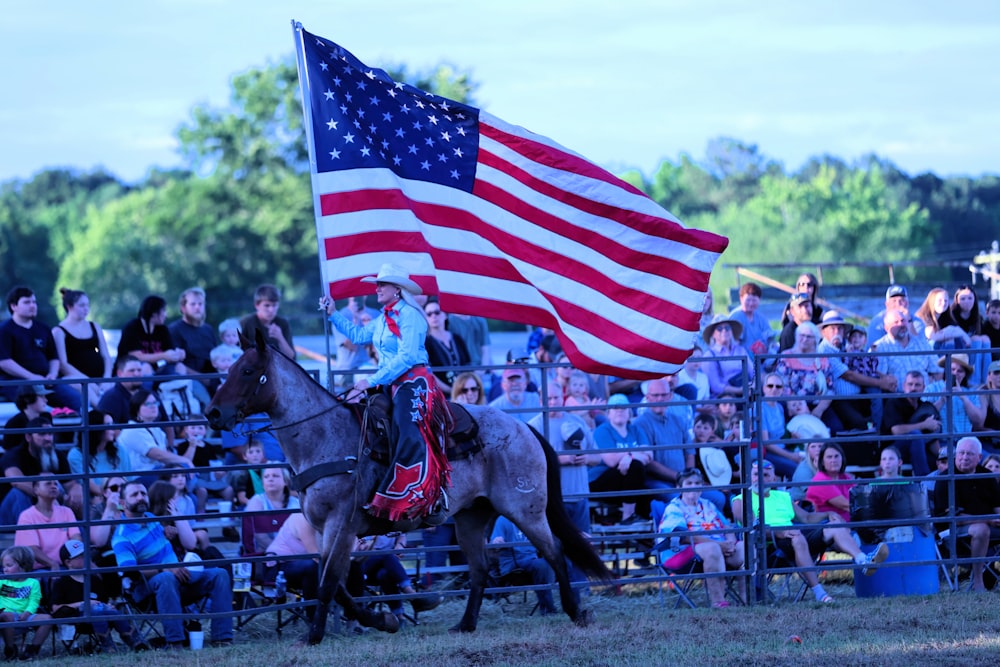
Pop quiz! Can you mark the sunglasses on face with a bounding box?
[765,383,784,389]
[462,386,480,394]
[425,310,442,315]
[142,400,158,407]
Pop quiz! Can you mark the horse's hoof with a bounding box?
[307,632,324,646]
[380,611,400,634]
[449,623,477,634]
[573,609,594,628]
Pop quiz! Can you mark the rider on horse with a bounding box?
[320,264,452,525]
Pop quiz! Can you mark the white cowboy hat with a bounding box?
[698,447,732,487]
[360,263,423,295]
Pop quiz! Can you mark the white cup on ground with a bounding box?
[189,630,204,650]
[217,500,233,522]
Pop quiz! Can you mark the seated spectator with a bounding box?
[691,414,734,487]
[790,441,824,503]
[785,399,831,447]
[239,284,296,360]
[867,285,925,344]
[2,384,51,452]
[89,476,126,550]
[1,412,81,526]
[490,516,561,615]
[175,418,233,514]
[805,443,855,522]
[97,355,145,425]
[933,436,1000,592]
[50,538,142,652]
[983,453,1000,474]
[207,344,243,396]
[450,371,486,405]
[52,287,114,407]
[703,315,752,399]
[217,318,241,348]
[922,446,949,509]
[776,322,833,425]
[732,460,888,603]
[148,479,216,563]
[780,274,824,329]
[69,409,132,502]
[876,445,905,479]
[728,282,774,357]
[914,287,969,350]
[927,354,985,436]
[116,295,187,374]
[591,394,652,523]
[674,349,711,411]
[0,285,81,411]
[261,512,322,620]
[757,374,801,479]
[488,368,542,423]
[873,309,940,388]
[111,481,233,649]
[658,468,745,607]
[949,285,992,383]
[423,297,470,395]
[231,440,268,508]
[778,292,817,352]
[14,476,85,570]
[984,300,1000,360]
[222,414,284,465]
[244,467,300,552]
[880,370,940,476]
[818,311,897,431]
[978,360,1000,450]
[0,546,52,660]
[115,388,191,486]
[563,369,606,430]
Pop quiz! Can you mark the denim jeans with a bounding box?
[137,567,233,643]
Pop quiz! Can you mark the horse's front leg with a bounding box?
[450,509,494,633]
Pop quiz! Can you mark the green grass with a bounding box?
[43,584,1000,667]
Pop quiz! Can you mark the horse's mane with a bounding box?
[262,345,348,408]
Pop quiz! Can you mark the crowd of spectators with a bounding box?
[0,275,999,649]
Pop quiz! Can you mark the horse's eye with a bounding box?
[242,368,255,376]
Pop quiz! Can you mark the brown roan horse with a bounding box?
[206,330,611,644]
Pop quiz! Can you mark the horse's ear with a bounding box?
[238,329,253,351]
[254,327,268,356]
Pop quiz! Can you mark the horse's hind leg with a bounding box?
[517,519,589,626]
[450,507,496,633]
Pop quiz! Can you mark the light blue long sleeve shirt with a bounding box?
[328,300,429,387]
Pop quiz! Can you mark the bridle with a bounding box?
[234,368,352,436]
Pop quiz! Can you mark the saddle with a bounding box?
[362,392,481,463]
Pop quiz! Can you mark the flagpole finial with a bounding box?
[291,19,302,30]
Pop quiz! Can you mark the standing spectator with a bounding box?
[240,284,295,359]
[116,295,187,373]
[111,481,233,649]
[880,370,941,477]
[780,273,824,328]
[2,384,51,452]
[489,368,542,423]
[0,285,81,411]
[68,409,132,501]
[168,287,218,380]
[872,309,941,389]
[115,389,191,486]
[52,287,113,406]
[97,355,145,425]
[423,297,470,395]
[867,285,925,344]
[0,546,52,660]
[728,282,774,356]
[446,312,491,370]
[0,413,80,526]
[703,315,752,399]
[934,436,1000,592]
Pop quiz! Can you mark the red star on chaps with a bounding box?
[383,461,425,497]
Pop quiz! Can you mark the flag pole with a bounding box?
[291,19,334,391]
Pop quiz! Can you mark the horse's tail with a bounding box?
[529,425,614,584]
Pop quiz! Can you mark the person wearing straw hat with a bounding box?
[702,314,752,399]
[927,353,985,436]
[320,263,452,524]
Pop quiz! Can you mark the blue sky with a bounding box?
[1,0,998,184]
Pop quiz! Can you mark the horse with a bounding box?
[205,330,611,644]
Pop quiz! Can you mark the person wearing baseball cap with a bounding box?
[2,385,53,452]
[866,284,925,343]
[778,293,816,352]
[319,263,451,525]
[489,367,542,424]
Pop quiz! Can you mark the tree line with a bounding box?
[2,58,997,330]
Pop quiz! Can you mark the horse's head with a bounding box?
[206,328,278,431]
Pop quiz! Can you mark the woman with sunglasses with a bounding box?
[450,371,485,405]
[88,475,127,549]
[658,468,745,607]
[424,297,470,395]
[758,374,802,479]
[69,410,132,501]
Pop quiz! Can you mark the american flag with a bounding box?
[295,26,728,379]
